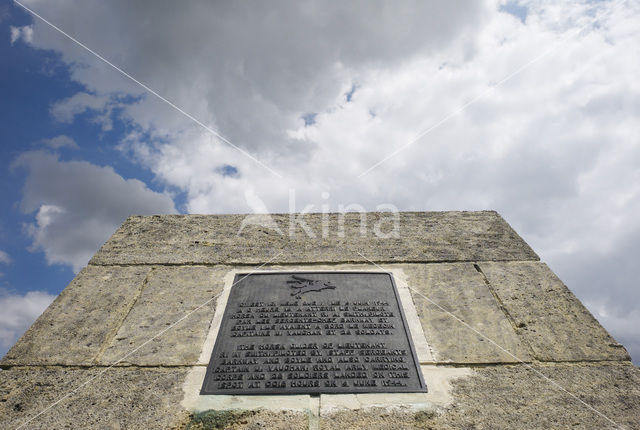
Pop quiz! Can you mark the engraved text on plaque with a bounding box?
[200,272,426,394]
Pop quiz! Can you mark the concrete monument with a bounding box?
[1,212,638,429]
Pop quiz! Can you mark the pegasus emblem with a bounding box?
[287,275,336,299]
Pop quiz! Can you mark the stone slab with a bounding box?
[89,212,538,266]
[0,366,189,430]
[3,363,638,429]
[98,266,228,366]
[478,262,630,362]
[0,266,150,366]
[319,363,640,430]
[403,263,531,363]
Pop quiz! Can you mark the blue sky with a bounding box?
[0,1,179,351]
[1,8,76,293]
[1,0,639,366]
[0,8,69,349]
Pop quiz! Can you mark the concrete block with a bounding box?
[90,212,538,266]
[1,266,150,366]
[479,261,630,362]
[98,266,228,366]
[0,366,188,429]
[318,363,640,429]
[403,263,531,363]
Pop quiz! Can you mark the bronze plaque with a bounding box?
[201,272,426,394]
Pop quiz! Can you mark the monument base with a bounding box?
[1,213,638,429]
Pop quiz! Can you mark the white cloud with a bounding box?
[13,151,177,272]
[0,250,10,264]
[587,303,640,366]
[17,0,640,363]
[0,290,55,357]
[22,0,488,153]
[9,25,33,45]
[41,135,79,150]
[50,92,114,131]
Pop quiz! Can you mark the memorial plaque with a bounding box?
[201,272,426,394]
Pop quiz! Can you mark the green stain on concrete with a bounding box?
[186,410,255,429]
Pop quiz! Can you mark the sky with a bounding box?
[0,0,638,364]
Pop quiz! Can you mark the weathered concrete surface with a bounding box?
[319,363,640,430]
[403,263,531,363]
[1,363,638,430]
[479,261,630,362]
[0,366,188,430]
[181,409,309,430]
[90,212,538,265]
[1,266,150,366]
[2,213,636,429]
[99,266,228,366]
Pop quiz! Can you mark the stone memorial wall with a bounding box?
[1,212,638,430]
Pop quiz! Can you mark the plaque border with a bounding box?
[200,271,427,395]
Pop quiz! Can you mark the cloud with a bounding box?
[9,25,33,45]
[50,92,114,131]
[0,250,10,265]
[587,304,640,367]
[13,151,177,272]
[16,0,640,363]
[21,0,489,154]
[40,135,79,150]
[0,290,55,357]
